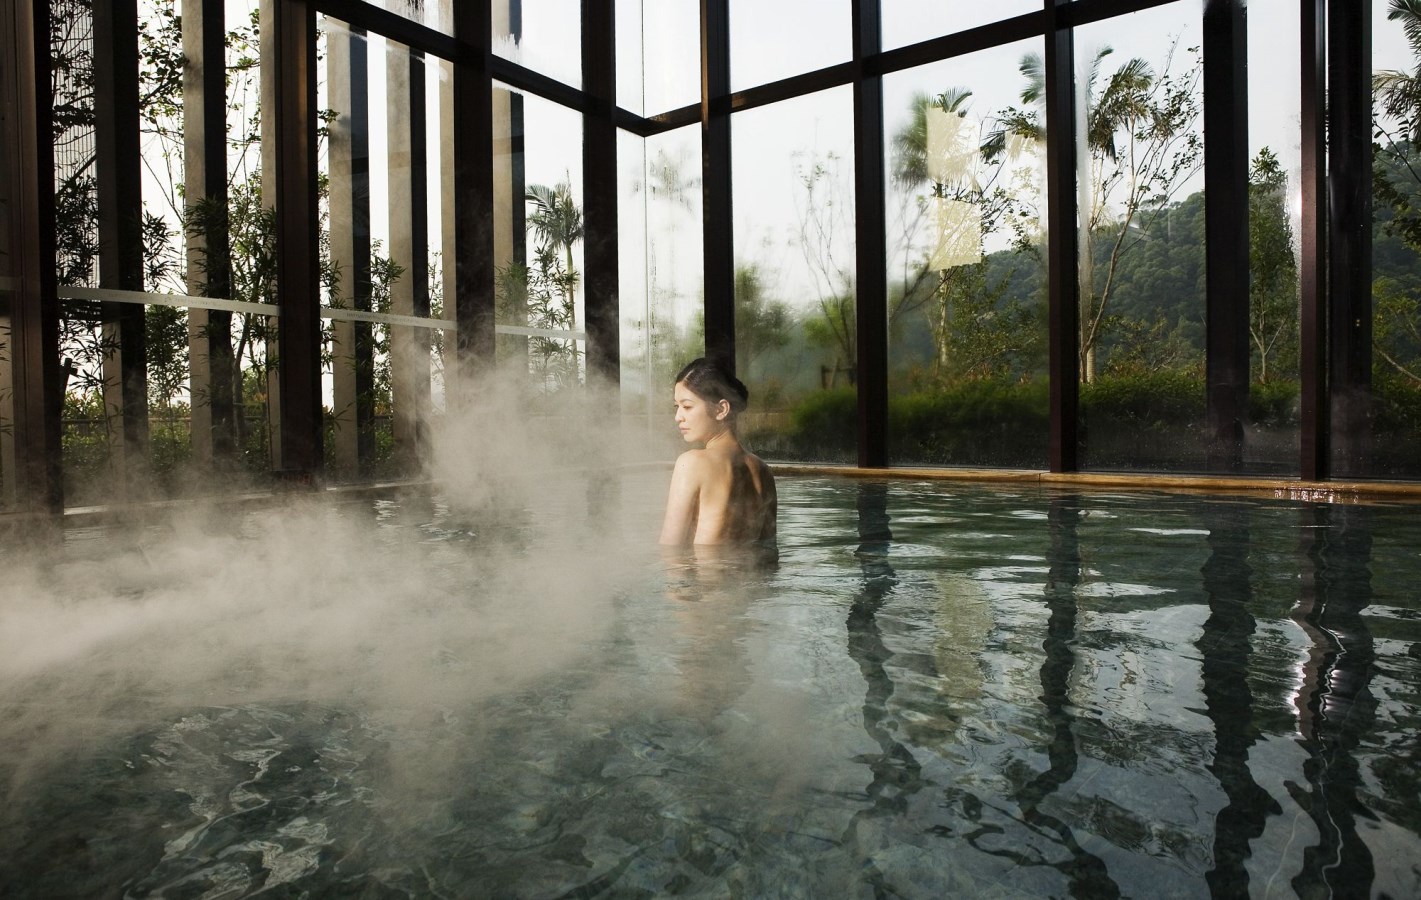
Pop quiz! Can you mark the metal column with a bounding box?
[583,0,620,385]
[1327,0,1372,478]
[1045,0,1080,472]
[853,0,887,468]
[1203,0,1250,472]
[700,0,733,369]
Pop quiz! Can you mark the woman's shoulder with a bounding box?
[672,448,715,474]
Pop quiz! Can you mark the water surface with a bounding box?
[1,476,1418,898]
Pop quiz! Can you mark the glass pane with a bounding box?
[1245,0,1302,475]
[1372,3,1421,479]
[732,87,856,464]
[493,85,586,397]
[883,39,1049,468]
[881,0,1041,53]
[1076,4,1207,472]
[619,126,704,461]
[319,20,446,482]
[617,0,701,117]
[492,0,581,90]
[730,0,851,92]
[366,0,451,34]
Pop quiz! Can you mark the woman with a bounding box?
[658,358,777,546]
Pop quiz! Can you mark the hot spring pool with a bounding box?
[1,474,1419,898]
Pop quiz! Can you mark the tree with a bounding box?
[733,265,791,381]
[1247,148,1299,384]
[889,88,1039,381]
[1372,0,1421,389]
[792,151,858,385]
[1015,42,1204,381]
[498,181,584,391]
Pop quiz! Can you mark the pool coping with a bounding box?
[768,464,1421,504]
[3,464,1418,537]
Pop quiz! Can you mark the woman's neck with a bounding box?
[703,428,739,451]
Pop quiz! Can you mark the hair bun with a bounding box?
[675,357,749,412]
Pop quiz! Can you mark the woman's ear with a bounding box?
[714,399,731,421]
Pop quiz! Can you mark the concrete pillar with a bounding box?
[387,43,431,470]
[328,24,373,477]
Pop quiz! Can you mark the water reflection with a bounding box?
[840,482,925,890]
[1198,501,1279,895]
[1291,503,1378,897]
[990,496,1119,897]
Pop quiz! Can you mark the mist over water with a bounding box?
[5,391,1421,897]
[0,381,675,812]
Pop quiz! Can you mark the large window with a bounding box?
[729,0,851,91]
[492,0,581,89]
[881,0,1040,53]
[732,87,856,464]
[1244,0,1303,475]
[492,85,586,399]
[616,0,700,117]
[883,39,1049,468]
[1371,2,1421,479]
[319,19,449,482]
[619,125,704,459]
[1074,3,1207,472]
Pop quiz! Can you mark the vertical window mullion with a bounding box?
[1299,0,1328,480]
[1203,0,1250,472]
[854,0,887,468]
[701,0,733,368]
[1046,0,1079,473]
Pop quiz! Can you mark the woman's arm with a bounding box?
[659,452,702,545]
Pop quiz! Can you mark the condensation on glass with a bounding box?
[618,125,704,455]
[731,86,856,464]
[492,0,582,89]
[616,0,701,117]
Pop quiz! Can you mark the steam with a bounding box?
[0,369,679,802]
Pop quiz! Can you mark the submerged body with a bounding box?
[659,361,777,546]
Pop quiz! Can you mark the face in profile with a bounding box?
[673,381,728,444]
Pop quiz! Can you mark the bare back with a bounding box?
[660,443,777,546]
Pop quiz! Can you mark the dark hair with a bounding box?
[675,357,749,414]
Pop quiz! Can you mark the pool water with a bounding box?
[1,475,1419,898]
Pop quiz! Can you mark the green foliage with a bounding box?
[498,181,585,391]
[1248,380,1301,429]
[889,381,1049,466]
[734,265,792,381]
[785,387,857,455]
[760,383,1052,466]
[1248,148,1299,383]
[1376,374,1421,434]
[1081,370,1205,428]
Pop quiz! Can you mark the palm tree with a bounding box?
[525,181,584,378]
[1017,43,1200,381]
[890,88,1024,379]
[1375,0,1421,144]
